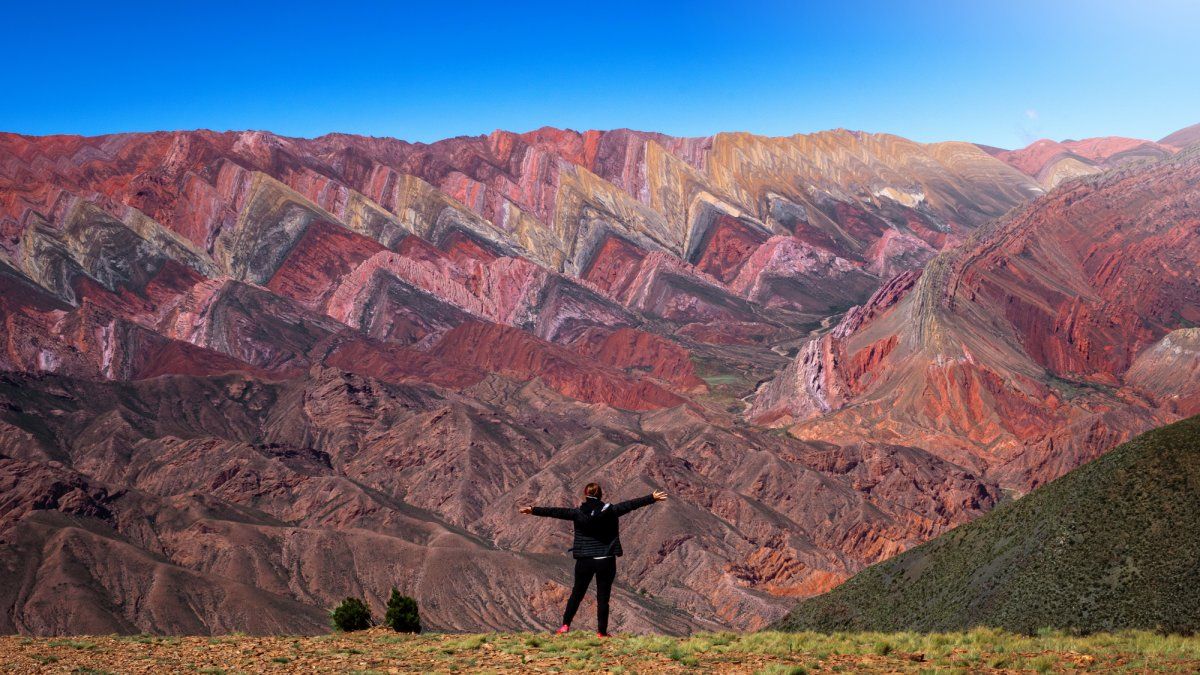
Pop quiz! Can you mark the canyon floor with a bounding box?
[3,628,1199,673]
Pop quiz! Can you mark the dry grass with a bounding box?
[1,627,1198,673]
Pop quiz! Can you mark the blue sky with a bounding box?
[5,0,1198,147]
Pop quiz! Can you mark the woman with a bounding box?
[520,482,668,636]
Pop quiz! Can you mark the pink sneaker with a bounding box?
[554,624,570,635]
[597,632,611,638]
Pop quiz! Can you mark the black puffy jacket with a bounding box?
[531,494,656,558]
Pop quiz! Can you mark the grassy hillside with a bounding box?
[778,415,1200,634]
[4,629,1200,673]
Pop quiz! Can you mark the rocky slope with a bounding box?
[778,414,1200,633]
[0,369,998,635]
[0,125,1194,635]
[1160,122,1200,149]
[749,147,1200,491]
[985,136,1178,188]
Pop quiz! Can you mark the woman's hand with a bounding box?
[519,506,533,515]
[653,490,668,502]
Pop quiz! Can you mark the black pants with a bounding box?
[562,557,617,633]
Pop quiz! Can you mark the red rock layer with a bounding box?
[571,327,708,392]
[430,321,687,411]
[582,234,648,297]
[692,214,770,283]
[264,219,386,309]
[751,149,1200,489]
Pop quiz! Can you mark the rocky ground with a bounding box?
[2,628,1199,673]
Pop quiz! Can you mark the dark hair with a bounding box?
[584,482,602,499]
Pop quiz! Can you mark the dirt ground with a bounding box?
[2,628,1198,673]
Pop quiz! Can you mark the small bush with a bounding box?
[383,588,421,633]
[330,597,373,632]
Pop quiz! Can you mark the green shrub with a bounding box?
[330,597,373,632]
[383,588,421,633]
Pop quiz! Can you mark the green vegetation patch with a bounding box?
[778,415,1200,634]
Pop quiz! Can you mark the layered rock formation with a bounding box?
[0,124,1194,635]
[750,147,1200,490]
[985,136,1178,188]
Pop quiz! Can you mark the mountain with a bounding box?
[749,146,1200,491]
[776,414,1200,634]
[1160,122,1200,149]
[0,125,1193,635]
[0,127,1038,635]
[984,136,1178,188]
